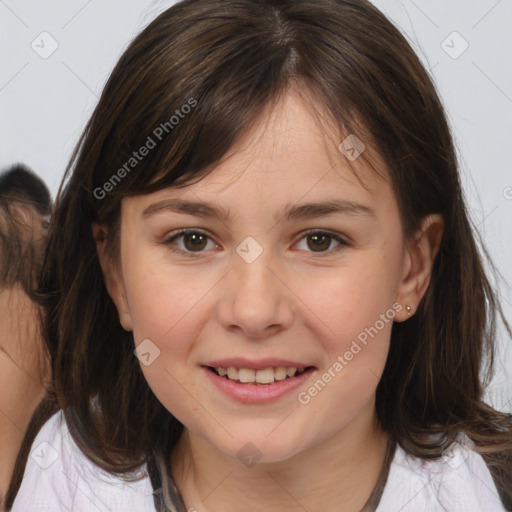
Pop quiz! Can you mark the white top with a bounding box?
[11,410,507,511]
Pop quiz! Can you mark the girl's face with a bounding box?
[97,86,442,463]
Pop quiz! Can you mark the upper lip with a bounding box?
[203,358,314,370]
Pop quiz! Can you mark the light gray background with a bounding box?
[1,0,511,411]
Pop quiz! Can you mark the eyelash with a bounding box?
[161,228,349,258]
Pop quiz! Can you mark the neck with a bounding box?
[171,398,389,512]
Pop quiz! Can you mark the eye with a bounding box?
[162,228,349,258]
[295,230,349,256]
[162,229,219,257]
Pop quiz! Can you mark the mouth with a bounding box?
[204,365,316,385]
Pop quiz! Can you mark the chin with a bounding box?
[206,430,308,466]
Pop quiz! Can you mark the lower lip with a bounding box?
[202,366,316,404]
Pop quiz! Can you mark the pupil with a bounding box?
[309,234,330,251]
[185,233,206,251]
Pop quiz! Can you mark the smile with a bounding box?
[208,365,310,384]
[202,364,317,404]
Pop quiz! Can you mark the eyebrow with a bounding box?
[141,198,375,222]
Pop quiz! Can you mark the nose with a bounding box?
[216,250,296,340]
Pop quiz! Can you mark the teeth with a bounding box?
[255,368,275,384]
[212,365,308,384]
[239,368,256,383]
[274,367,288,381]
[286,367,297,377]
[227,367,238,380]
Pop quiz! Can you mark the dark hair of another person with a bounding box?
[5,0,512,509]
[0,164,51,295]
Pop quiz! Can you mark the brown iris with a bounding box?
[307,233,331,252]
[183,232,208,251]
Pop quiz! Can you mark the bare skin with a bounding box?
[0,285,48,508]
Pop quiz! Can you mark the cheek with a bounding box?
[290,257,399,416]
[122,249,216,343]
[293,258,399,351]
[294,269,395,423]
[121,254,221,417]
[125,262,209,422]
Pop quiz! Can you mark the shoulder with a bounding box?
[377,434,507,512]
[11,410,156,512]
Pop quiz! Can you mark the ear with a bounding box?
[92,223,133,332]
[394,214,444,322]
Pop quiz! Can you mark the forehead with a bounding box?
[128,86,395,217]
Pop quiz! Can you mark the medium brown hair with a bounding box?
[6,0,512,508]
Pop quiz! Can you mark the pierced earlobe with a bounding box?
[406,305,413,316]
